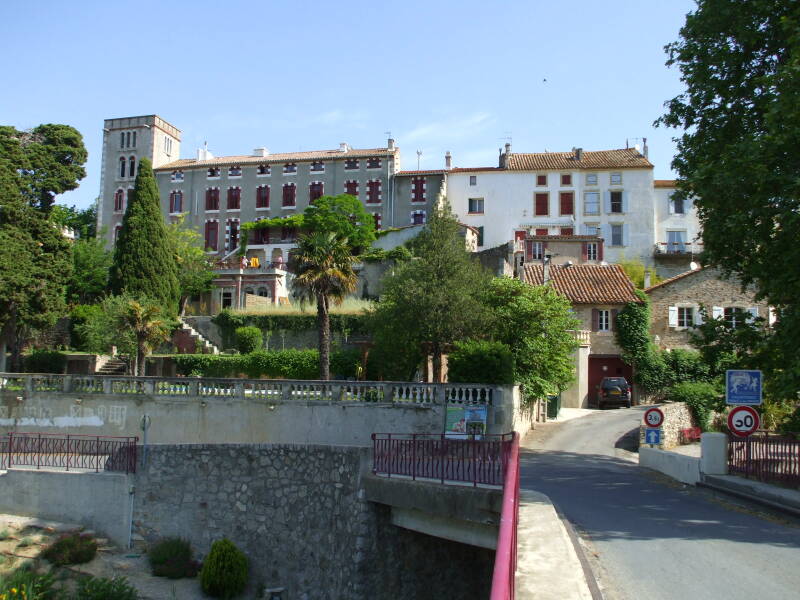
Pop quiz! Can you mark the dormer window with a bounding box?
[207,167,221,178]
[367,157,381,169]
[283,163,297,174]
[310,161,325,173]
[257,164,271,176]
[171,170,184,182]
[228,165,242,177]
[345,159,359,170]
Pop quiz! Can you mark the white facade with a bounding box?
[653,183,702,256]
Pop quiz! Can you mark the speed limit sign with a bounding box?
[643,407,665,428]
[728,406,760,438]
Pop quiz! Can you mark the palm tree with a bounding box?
[291,232,358,380]
[117,299,171,376]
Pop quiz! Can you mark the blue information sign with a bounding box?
[644,428,661,445]
[726,370,763,405]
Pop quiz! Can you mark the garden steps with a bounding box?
[177,318,220,355]
[97,358,128,375]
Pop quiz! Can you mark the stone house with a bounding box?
[522,263,641,408]
[645,267,772,351]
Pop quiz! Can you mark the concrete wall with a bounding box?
[639,447,701,485]
[561,343,590,408]
[0,469,132,546]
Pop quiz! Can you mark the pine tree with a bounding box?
[109,157,180,312]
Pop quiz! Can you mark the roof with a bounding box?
[522,264,640,305]
[448,166,503,173]
[395,169,447,176]
[527,234,604,242]
[505,148,652,171]
[654,179,677,188]
[155,147,398,171]
[644,267,704,293]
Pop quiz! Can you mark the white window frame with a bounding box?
[469,175,477,186]
[597,309,610,332]
[583,191,600,215]
[468,197,484,214]
[586,242,598,261]
[610,172,623,186]
[585,173,598,186]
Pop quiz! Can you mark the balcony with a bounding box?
[654,241,703,257]
[214,259,291,275]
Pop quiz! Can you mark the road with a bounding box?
[521,407,800,600]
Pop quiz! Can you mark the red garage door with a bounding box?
[588,356,634,407]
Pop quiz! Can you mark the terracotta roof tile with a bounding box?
[396,169,447,176]
[448,167,502,173]
[506,148,652,171]
[654,179,677,188]
[522,264,640,304]
[644,267,704,292]
[155,147,397,171]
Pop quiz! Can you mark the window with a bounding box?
[228,165,242,177]
[204,221,218,251]
[534,192,549,216]
[119,132,125,149]
[280,226,296,241]
[171,170,184,182]
[257,164,271,176]
[256,185,270,209]
[529,241,544,260]
[345,159,359,170]
[667,230,686,253]
[132,131,136,148]
[671,196,685,214]
[169,190,183,213]
[367,157,381,169]
[610,172,622,185]
[586,173,598,186]
[559,192,574,216]
[678,306,694,328]
[367,180,381,204]
[227,219,240,250]
[126,132,131,148]
[561,173,572,186]
[724,307,747,328]
[468,198,484,214]
[583,224,599,236]
[535,228,548,236]
[411,210,426,225]
[310,161,324,173]
[344,180,358,197]
[560,227,574,235]
[536,174,547,186]
[128,156,136,178]
[476,226,484,247]
[205,188,220,211]
[164,137,172,155]
[469,175,477,186]
[597,309,610,331]
[114,225,122,242]
[585,242,598,261]
[227,187,241,210]
[373,213,382,230]
[611,224,623,246]
[114,189,125,212]
[584,192,600,215]
[610,190,623,213]
[309,181,324,203]
[282,183,296,207]
[411,177,426,203]
[119,157,126,178]
[207,167,220,178]
[283,163,297,174]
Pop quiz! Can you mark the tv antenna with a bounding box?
[416,149,422,170]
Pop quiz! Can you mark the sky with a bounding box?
[0,0,697,210]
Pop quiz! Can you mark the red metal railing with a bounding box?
[729,431,800,488]
[371,433,513,486]
[0,433,138,474]
[491,432,520,600]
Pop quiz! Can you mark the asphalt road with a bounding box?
[521,407,800,600]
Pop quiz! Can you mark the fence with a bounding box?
[491,432,520,600]
[728,431,800,488]
[371,433,514,486]
[0,433,138,474]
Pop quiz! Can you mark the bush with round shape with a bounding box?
[200,538,248,598]
[235,326,262,354]
[148,537,200,579]
[42,532,97,566]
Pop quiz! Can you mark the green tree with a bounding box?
[291,232,358,379]
[50,202,97,238]
[482,277,579,401]
[165,213,215,315]
[68,235,112,304]
[658,0,800,397]
[302,194,376,254]
[109,157,180,312]
[618,256,660,289]
[370,203,492,382]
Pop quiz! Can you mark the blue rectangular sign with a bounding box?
[644,428,661,445]
[726,370,763,405]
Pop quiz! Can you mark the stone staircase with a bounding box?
[177,318,220,354]
[96,358,127,375]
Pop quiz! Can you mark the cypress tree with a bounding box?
[109,157,180,312]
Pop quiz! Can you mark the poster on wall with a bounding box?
[445,405,488,439]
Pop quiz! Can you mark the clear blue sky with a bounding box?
[1,0,696,210]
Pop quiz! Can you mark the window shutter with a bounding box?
[591,309,599,332]
[598,240,604,261]
[693,308,704,326]
[604,191,611,213]
[611,309,619,330]
[748,306,759,320]
[581,243,587,261]
[622,191,629,213]
[668,197,675,215]
[712,306,723,319]
[668,306,678,327]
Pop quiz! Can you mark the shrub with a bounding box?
[200,538,248,599]
[70,304,104,350]
[447,340,515,384]
[74,576,138,600]
[42,532,97,566]
[244,349,317,380]
[24,350,67,374]
[173,355,245,378]
[0,569,58,600]
[148,537,199,579]
[330,348,361,379]
[779,405,800,438]
[665,381,722,431]
[234,326,262,354]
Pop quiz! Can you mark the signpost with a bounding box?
[643,407,665,428]
[725,369,763,405]
[727,405,760,438]
[644,428,662,446]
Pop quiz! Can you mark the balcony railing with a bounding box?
[654,241,703,256]
[214,260,291,274]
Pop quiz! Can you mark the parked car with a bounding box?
[596,377,631,409]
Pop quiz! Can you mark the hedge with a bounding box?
[173,349,360,380]
[24,350,68,374]
[447,340,515,384]
[665,381,723,431]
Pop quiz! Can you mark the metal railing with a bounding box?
[491,432,520,600]
[729,431,800,488]
[371,433,514,486]
[0,373,500,406]
[654,241,703,256]
[0,433,138,474]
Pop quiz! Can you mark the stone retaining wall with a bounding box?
[638,401,696,450]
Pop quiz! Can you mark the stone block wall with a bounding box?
[638,402,696,450]
[133,444,492,599]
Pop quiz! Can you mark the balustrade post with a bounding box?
[102,378,112,395]
[144,379,156,395]
[330,384,342,403]
[24,376,33,395]
[382,383,393,403]
[189,378,200,397]
[234,381,245,400]
[281,382,291,402]
[62,375,73,394]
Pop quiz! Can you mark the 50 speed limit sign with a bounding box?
[643,407,665,428]
[728,405,760,438]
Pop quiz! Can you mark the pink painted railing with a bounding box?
[0,433,138,474]
[491,432,520,600]
[729,431,800,488]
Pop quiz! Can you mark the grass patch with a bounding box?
[0,530,10,541]
[16,537,32,548]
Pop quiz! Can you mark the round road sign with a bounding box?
[728,406,760,437]
[643,407,665,428]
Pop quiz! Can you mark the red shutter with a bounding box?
[598,241,604,261]
[561,227,573,235]
[560,192,574,215]
[591,309,599,332]
[535,228,548,236]
[581,243,588,261]
[514,230,526,241]
[535,193,548,216]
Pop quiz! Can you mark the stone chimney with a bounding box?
[253,147,269,157]
[505,142,512,155]
[644,270,652,289]
[642,137,649,158]
[339,142,349,153]
[543,254,551,285]
[574,147,583,161]
[445,151,452,169]
[388,137,395,150]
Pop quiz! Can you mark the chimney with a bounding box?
[445,151,452,169]
[339,142,349,153]
[253,147,269,157]
[644,270,652,289]
[574,147,583,161]
[642,137,649,158]
[505,142,512,155]
[388,137,395,150]
[543,254,551,285]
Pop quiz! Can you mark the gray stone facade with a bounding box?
[133,444,492,599]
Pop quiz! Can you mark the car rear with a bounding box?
[598,377,631,409]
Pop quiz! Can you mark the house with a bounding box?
[645,267,772,351]
[652,179,703,278]
[522,263,642,408]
